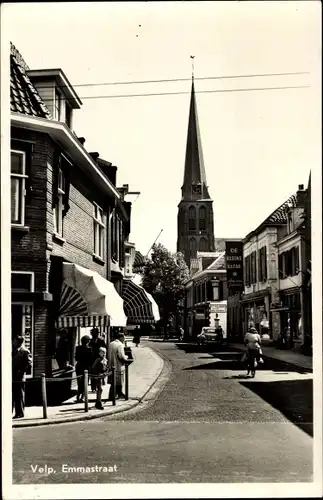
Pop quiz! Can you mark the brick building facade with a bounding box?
[10,44,132,394]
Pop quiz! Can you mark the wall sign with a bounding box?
[225,241,243,284]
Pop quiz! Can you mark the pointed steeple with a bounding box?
[181,77,210,200]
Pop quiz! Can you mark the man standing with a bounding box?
[108,332,128,399]
[12,335,32,419]
[89,328,106,391]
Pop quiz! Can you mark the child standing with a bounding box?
[91,347,108,410]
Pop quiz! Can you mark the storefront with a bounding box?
[240,290,270,337]
[270,289,302,348]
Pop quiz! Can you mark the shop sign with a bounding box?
[210,303,227,314]
[23,305,32,353]
[225,241,243,284]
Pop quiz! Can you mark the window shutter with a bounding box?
[295,246,299,274]
[278,254,283,279]
[253,251,257,283]
[263,246,267,280]
[52,152,60,209]
[62,167,71,216]
[258,250,262,282]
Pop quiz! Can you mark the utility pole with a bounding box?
[146,229,163,257]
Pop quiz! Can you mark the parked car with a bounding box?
[197,327,224,346]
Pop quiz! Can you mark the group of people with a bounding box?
[74,328,130,410]
[12,327,130,418]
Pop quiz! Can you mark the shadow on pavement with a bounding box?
[183,353,310,374]
[240,379,313,437]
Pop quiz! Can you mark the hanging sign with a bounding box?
[225,241,243,284]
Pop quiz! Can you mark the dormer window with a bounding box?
[26,69,82,124]
[54,88,62,121]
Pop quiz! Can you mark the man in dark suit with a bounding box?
[12,335,32,418]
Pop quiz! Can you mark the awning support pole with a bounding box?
[84,370,89,412]
[41,373,48,419]
[125,363,129,401]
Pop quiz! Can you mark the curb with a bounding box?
[13,347,167,429]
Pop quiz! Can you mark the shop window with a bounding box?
[53,167,65,237]
[11,303,33,376]
[188,206,196,231]
[93,203,105,259]
[54,328,77,370]
[11,150,27,226]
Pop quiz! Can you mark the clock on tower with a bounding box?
[192,184,202,195]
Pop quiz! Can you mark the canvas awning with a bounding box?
[122,276,160,324]
[56,263,127,328]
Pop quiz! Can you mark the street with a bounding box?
[13,341,313,483]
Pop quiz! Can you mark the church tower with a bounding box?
[177,74,215,265]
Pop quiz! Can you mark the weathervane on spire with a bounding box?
[190,55,195,79]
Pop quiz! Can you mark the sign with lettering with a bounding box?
[210,303,227,314]
[225,241,243,284]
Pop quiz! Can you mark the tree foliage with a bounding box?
[135,243,189,324]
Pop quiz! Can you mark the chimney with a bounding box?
[89,152,100,163]
[296,184,306,207]
[78,137,86,146]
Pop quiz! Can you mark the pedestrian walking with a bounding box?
[133,326,140,347]
[74,335,92,403]
[177,326,184,341]
[91,347,108,410]
[12,335,32,419]
[89,328,106,391]
[108,332,128,400]
[243,326,263,376]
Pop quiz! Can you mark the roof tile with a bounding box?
[10,42,51,119]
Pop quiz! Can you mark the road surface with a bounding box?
[13,341,312,483]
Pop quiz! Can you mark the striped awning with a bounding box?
[122,276,160,324]
[56,263,127,328]
[56,315,110,329]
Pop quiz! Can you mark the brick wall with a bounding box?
[11,125,115,378]
[49,160,110,278]
[11,127,51,292]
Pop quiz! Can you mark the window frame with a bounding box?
[53,167,65,237]
[93,202,105,260]
[11,149,27,227]
[11,271,35,292]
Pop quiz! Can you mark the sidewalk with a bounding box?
[229,342,313,371]
[13,342,164,428]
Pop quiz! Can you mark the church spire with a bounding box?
[177,61,215,265]
[181,67,210,200]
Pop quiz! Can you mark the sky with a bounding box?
[3,1,321,255]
